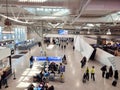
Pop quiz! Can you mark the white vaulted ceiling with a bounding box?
[0,0,120,35]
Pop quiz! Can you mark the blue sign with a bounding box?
[34,56,62,62]
[48,56,61,61]
[33,56,47,61]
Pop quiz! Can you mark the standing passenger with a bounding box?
[109,66,113,77]
[114,70,119,80]
[86,67,89,81]
[30,56,34,68]
[101,65,107,78]
[91,66,95,81]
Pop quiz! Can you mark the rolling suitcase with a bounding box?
[82,73,86,83]
[112,80,117,86]
[106,72,109,79]
[82,78,86,83]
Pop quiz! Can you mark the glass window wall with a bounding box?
[0,25,27,43]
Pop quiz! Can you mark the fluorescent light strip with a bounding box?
[19,0,47,2]
[2,31,14,34]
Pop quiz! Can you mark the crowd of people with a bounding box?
[28,83,54,90]
[28,55,66,90]
[28,39,120,89]
[80,56,119,87]
[101,65,119,86]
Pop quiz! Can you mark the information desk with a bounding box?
[34,56,62,62]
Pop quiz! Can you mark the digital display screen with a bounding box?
[58,29,68,35]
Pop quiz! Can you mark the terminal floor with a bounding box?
[1,44,120,90]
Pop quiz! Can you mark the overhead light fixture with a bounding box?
[106,29,111,35]
[4,0,11,26]
[82,26,89,29]
[2,0,14,34]
[87,23,94,27]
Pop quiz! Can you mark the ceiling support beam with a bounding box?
[71,0,91,24]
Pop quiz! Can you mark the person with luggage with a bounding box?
[82,73,86,83]
[91,66,95,81]
[112,80,117,87]
[85,67,89,81]
[100,65,107,78]
[109,66,113,77]
[112,70,118,87]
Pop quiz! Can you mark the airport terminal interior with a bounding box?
[0,0,120,90]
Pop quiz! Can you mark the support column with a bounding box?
[50,37,53,44]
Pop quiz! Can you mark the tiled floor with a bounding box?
[1,44,120,90]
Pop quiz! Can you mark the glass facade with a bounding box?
[0,25,27,43]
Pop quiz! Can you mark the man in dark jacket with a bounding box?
[114,70,119,80]
[101,65,107,78]
[30,56,34,68]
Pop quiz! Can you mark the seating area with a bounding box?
[26,58,65,90]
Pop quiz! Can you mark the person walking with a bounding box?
[91,66,95,81]
[109,66,113,77]
[29,56,34,68]
[101,65,107,78]
[81,56,87,68]
[86,67,89,81]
